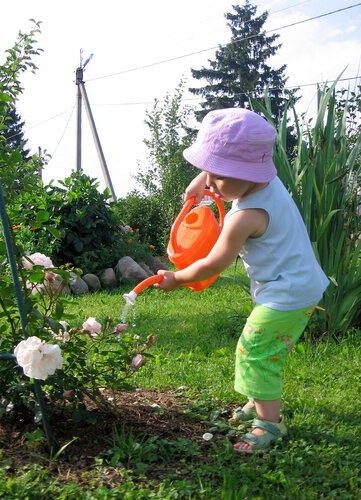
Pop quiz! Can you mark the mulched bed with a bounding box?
[0,389,234,486]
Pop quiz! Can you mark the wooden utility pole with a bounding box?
[75,54,116,201]
[76,67,83,172]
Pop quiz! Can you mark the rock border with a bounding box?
[64,256,169,295]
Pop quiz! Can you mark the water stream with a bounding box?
[121,297,136,327]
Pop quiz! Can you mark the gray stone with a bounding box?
[52,277,71,295]
[139,262,154,276]
[116,256,149,282]
[145,256,169,273]
[100,268,118,288]
[83,273,101,291]
[69,273,89,295]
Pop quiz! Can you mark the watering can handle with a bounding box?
[170,189,226,254]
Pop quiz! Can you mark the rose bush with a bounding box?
[1,244,155,422]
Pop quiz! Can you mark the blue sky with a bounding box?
[2,0,361,198]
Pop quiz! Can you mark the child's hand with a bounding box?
[184,171,207,204]
[154,270,179,292]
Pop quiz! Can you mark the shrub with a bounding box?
[115,191,167,254]
[32,172,153,274]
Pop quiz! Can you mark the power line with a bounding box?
[51,105,75,157]
[271,0,313,14]
[89,76,361,107]
[87,3,361,83]
[5,108,74,142]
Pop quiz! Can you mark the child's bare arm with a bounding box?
[156,209,267,291]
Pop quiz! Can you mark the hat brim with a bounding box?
[183,143,277,183]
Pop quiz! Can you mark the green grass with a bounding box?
[1,263,361,499]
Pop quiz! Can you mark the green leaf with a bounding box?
[45,225,62,240]
[35,210,50,222]
[55,301,64,320]
[28,271,45,283]
[0,93,12,102]
[71,411,83,423]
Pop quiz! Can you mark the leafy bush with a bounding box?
[258,81,361,334]
[24,172,153,274]
[115,191,167,254]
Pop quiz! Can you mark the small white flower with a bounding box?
[62,331,70,342]
[202,433,213,441]
[59,321,69,330]
[133,443,140,450]
[82,317,102,335]
[14,336,63,381]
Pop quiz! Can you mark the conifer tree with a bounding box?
[189,1,297,122]
[4,108,31,161]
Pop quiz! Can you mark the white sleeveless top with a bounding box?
[225,177,329,311]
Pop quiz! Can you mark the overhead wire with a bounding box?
[51,105,75,157]
[89,76,361,107]
[87,3,361,83]
[5,107,74,142]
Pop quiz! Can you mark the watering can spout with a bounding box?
[123,275,163,304]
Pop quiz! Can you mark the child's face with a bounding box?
[206,172,262,202]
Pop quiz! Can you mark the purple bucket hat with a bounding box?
[183,108,277,182]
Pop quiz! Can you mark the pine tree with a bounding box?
[189,1,297,122]
[4,108,31,161]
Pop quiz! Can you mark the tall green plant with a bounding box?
[258,82,361,333]
[0,21,44,199]
[136,81,197,251]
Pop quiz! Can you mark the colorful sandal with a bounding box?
[233,417,287,454]
[229,405,257,423]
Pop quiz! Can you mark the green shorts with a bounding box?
[235,304,315,400]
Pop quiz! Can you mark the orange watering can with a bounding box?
[123,190,225,304]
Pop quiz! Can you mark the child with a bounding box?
[155,108,329,454]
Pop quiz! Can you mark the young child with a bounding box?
[155,108,329,454]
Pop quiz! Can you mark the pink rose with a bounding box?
[131,354,146,370]
[116,323,128,333]
[64,390,72,397]
[22,252,55,280]
[22,252,54,270]
[82,317,102,335]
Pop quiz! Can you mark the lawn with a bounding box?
[1,263,360,499]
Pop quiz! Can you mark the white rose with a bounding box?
[14,336,63,381]
[22,253,55,280]
[82,317,102,335]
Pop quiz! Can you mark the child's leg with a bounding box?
[254,398,281,422]
[233,305,316,453]
[234,398,281,452]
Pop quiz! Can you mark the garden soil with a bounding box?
[0,389,232,488]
